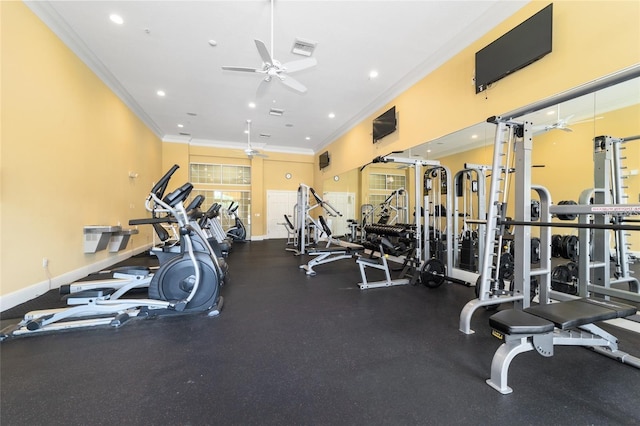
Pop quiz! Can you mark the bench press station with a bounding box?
[486,298,640,394]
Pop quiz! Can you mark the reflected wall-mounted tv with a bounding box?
[319,151,330,170]
[475,3,553,93]
[373,106,397,143]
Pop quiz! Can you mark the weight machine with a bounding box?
[293,184,342,255]
[575,135,640,300]
[453,116,640,394]
[376,188,409,225]
[450,164,489,284]
[357,154,463,289]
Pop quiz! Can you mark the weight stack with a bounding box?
[460,238,476,271]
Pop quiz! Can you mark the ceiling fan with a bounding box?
[221,0,317,96]
[244,119,267,159]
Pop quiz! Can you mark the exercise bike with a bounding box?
[1,180,223,340]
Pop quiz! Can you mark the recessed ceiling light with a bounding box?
[305,136,311,140]
[471,134,478,139]
[328,112,335,119]
[248,102,256,109]
[208,40,218,47]
[547,109,556,115]
[244,130,249,134]
[369,70,379,79]
[157,90,166,97]
[109,14,124,25]
[177,124,184,128]
[427,149,432,153]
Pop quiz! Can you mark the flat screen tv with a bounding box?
[319,151,330,170]
[475,3,553,93]
[373,106,397,143]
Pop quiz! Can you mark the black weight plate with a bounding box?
[564,235,579,261]
[530,237,541,264]
[421,258,445,288]
[499,253,514,280]
[552,234,563,257]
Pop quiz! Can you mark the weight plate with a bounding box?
[530,237,541,264]
[421,258,446,288]
[499,253,514,280]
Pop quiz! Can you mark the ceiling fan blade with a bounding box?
[254,39,273,66]
[282,57,317,73]
[256,77,271,98]
[222,66,260,73]
[279,75,307,93]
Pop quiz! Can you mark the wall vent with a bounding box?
[291,38,317,57]
[269,108,284,116]
[259,133,271,138]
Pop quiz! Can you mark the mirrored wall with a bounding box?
[323,74,640,247]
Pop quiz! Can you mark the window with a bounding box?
[190,163,252,237]
[368,173,407,223]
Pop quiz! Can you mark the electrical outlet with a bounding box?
[42,258,48,268]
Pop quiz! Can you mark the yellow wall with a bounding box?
[1,2,162,300]
[317,0,640,183]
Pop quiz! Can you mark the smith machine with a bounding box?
[356,154,466,289]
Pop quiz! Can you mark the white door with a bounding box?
[322,191,356,237]
[266,190,298,239]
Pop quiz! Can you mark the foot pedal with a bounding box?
[65,288,115,305]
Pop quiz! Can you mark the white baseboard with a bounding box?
[0,244,152,312]
[250,235,266,241]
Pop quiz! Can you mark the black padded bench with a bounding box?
[486,298,639,394]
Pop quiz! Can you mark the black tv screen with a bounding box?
[373,106,397,143]
[475,3,553,93]
[319,151,330,170]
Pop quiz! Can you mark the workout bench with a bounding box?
[300,216,363,276]
[486,298,639,394]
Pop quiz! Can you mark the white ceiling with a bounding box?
[26,0,529,155]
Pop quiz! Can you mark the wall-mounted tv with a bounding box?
[373,106,397,143]
[319,151,330,170]
[475,3,553,94]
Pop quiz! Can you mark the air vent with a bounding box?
[291,38,317,57]
[186,112,197,116]
[179,132,191,136]
[259,133,271,138]
[269,108,284,116]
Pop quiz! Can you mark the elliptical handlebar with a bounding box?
[146,182,193,225]
[150,164,180,200]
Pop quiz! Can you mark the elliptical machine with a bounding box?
[226,202,247,242]
[1,179,223,340]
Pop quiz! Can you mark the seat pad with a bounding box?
[489,309,554,335]
[525,298,637,330]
